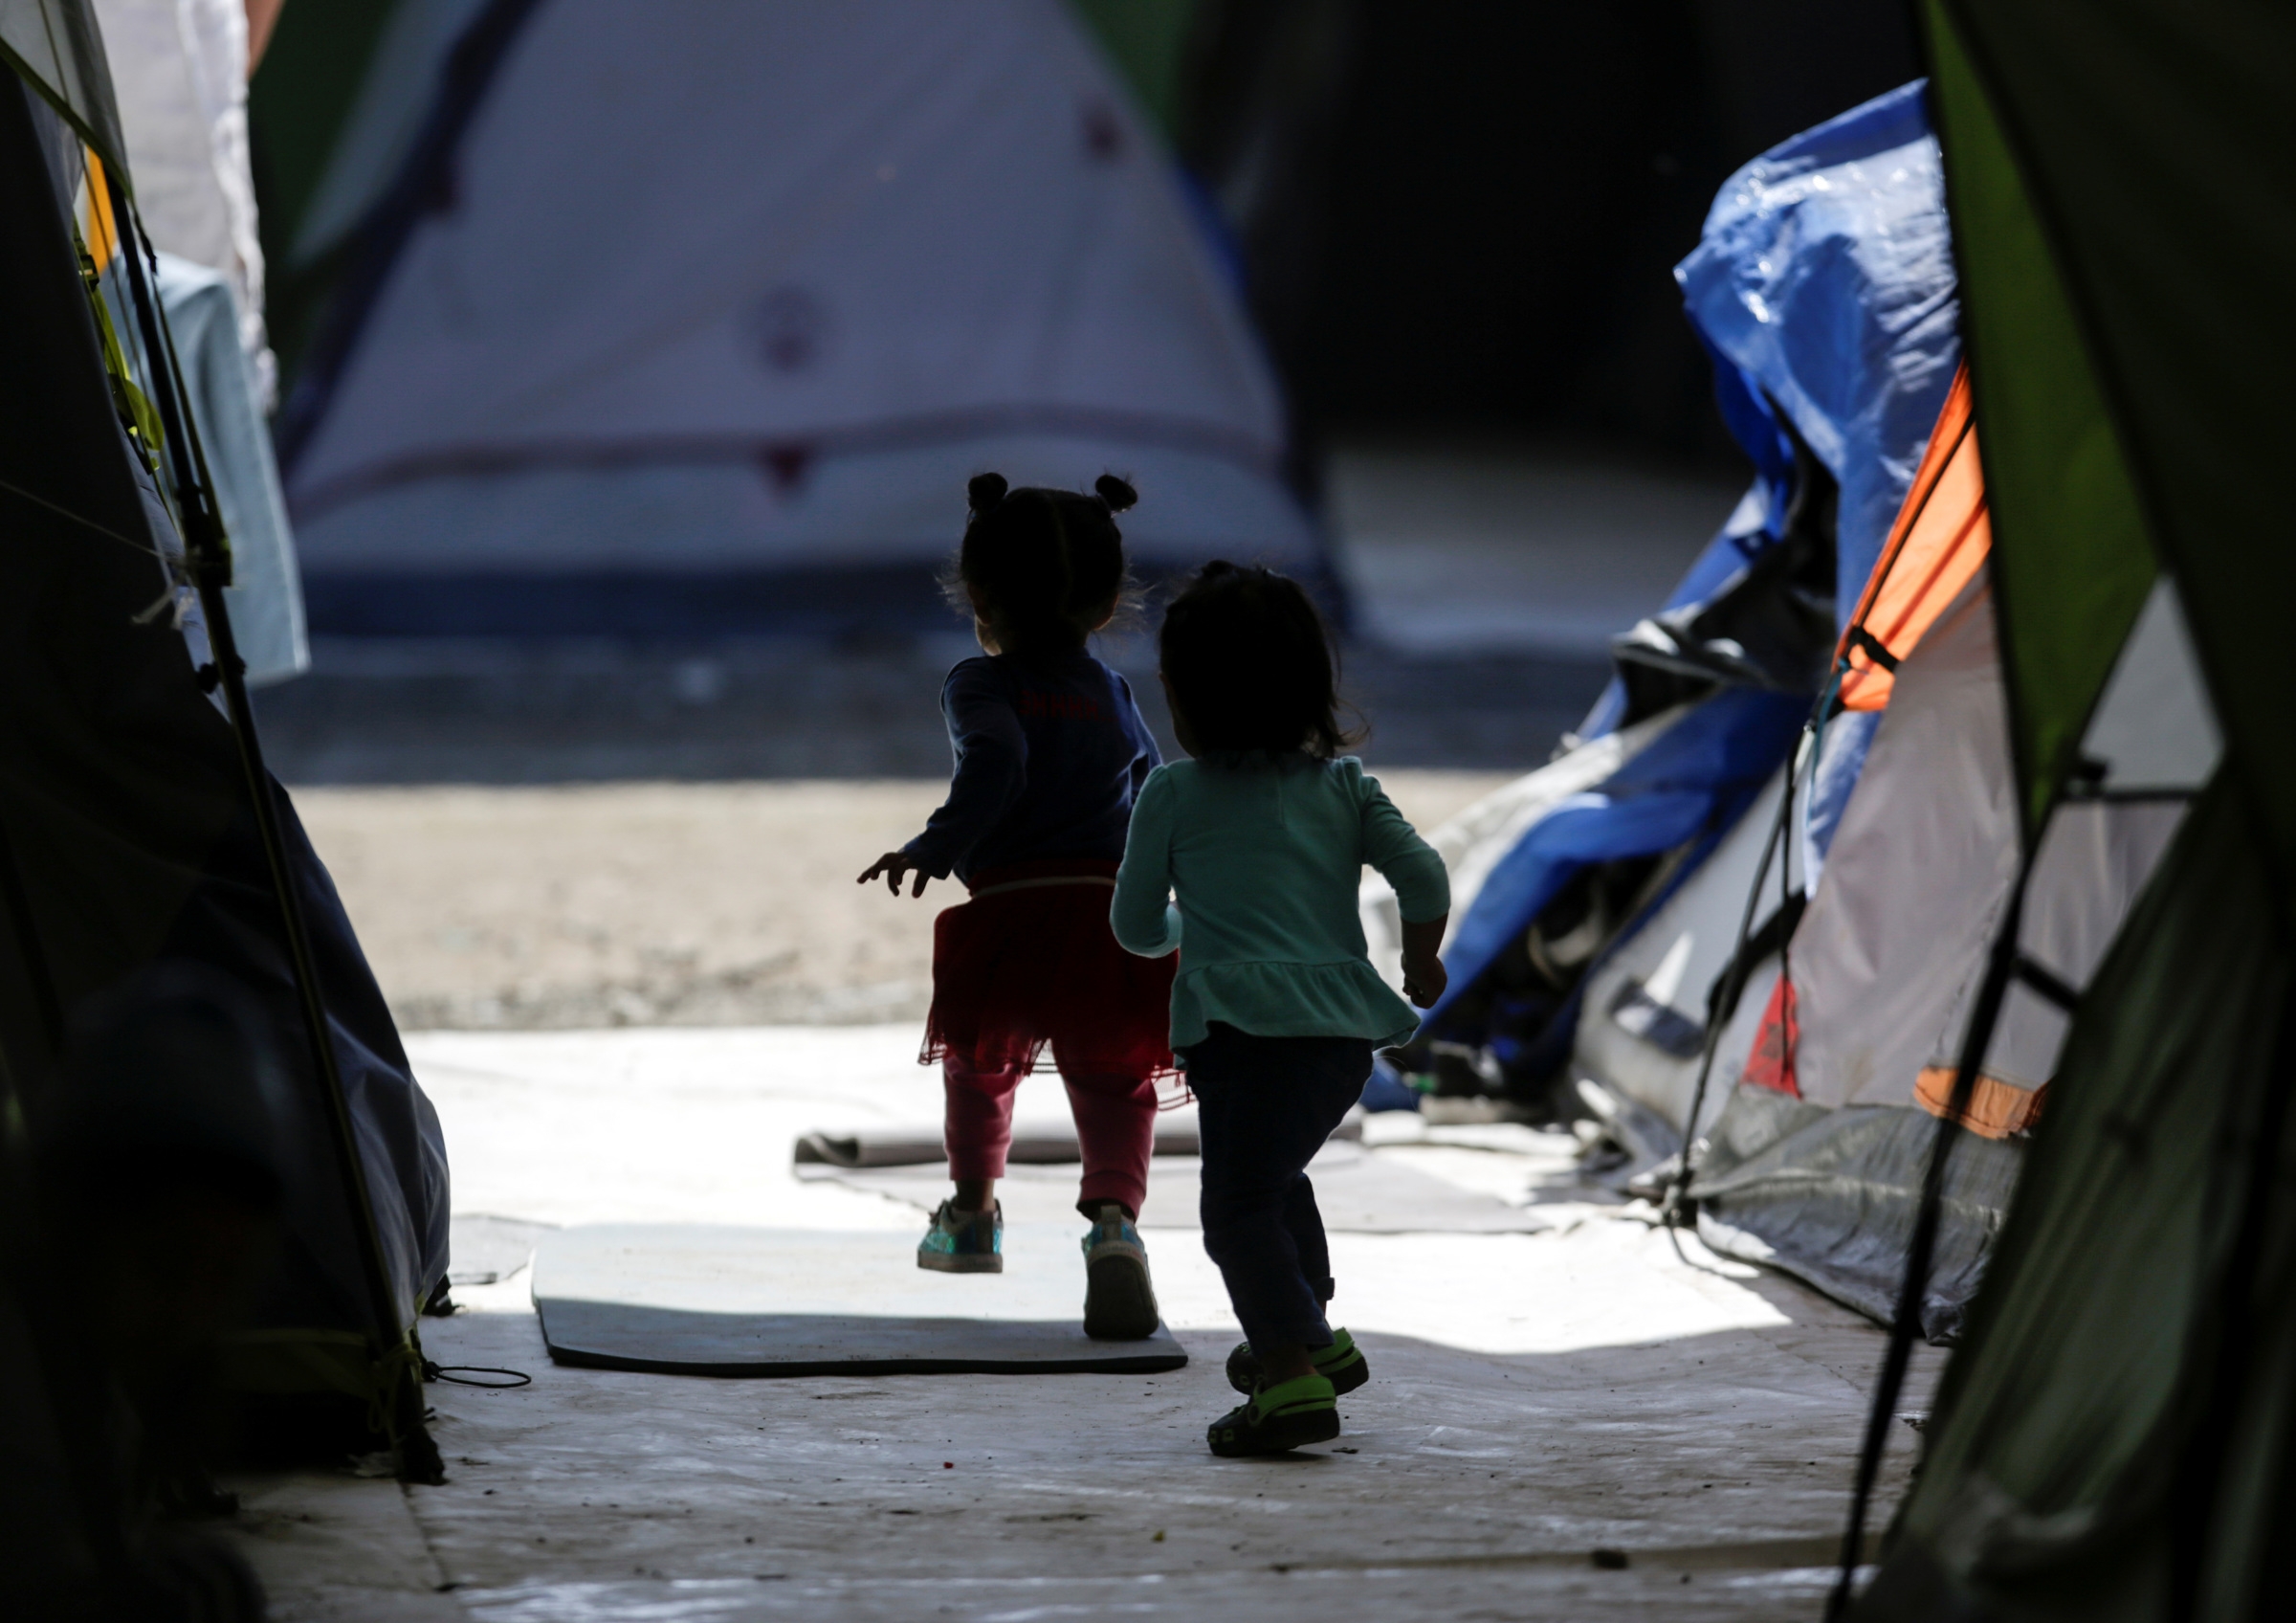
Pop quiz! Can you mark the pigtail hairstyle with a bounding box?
[1159,562,1358,759]
[945,472,1139,656]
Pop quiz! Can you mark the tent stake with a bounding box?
[103,172,442,1485]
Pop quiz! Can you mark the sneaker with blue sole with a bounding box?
[916,1200,1003,1273]
[1080,1203,1159,1340]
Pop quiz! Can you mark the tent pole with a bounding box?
[1824,827,2043,1620]
[101,173,442,1485]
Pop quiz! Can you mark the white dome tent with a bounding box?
[280,0,1321,635]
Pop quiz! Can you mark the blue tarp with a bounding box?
[1424,686,1807,1039]
[1413,85,1962,1099]
[1677,80,1960,634]
[1679,80,1959,877]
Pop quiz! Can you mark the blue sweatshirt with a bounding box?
[903,651,1161,884]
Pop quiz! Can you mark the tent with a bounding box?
[1,0,447,1486]
[89,0,270,392]
[264,0,1321,635]
[1545,358,2195,1340]
[1367,81,1958,1114]
[90,0,307,682]
[1839,1,2296,1614]
[1688,472,2197,1336]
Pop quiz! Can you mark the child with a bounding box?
[1112,562,1450,1456]
[859,472,1177,1341]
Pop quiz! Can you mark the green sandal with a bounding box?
[1207,1372,1341,1457]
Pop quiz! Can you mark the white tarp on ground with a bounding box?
[91,0,272,400]
[1775,570,2185,1114]
[286,0,1314,578]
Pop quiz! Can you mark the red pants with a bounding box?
[942,1054,1159,1217]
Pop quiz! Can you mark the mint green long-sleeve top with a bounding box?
[1111,754,1450,1052]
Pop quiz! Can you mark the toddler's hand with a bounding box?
[858,851,933,898]
[1402,953,1447,1009]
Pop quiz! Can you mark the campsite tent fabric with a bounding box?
[81,0,306,680]
[277,0,1317,634]
[90,0,273,397]
[1394,83,1964,1107]
[273,0,488,273]
[1740,575,2188,1123]
[1578,82,1959,765]
[1565,308,2187,1342]
[1670,79,1960,878]
[1566,760,1793,1150]
[1411,685,1803,1079]
[0,0,125,169]
[0,65,445,1451]
[1834,366,1986,715]
[1689,568,2189,1335]
[1677,81,1959,639]
[1845,2,2296,1615]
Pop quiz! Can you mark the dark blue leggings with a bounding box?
[1184,1023,1374,1355]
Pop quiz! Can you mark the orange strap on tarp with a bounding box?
[1837,363,1991,711]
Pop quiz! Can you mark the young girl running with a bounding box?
[859,472,1176,1341]
[1113,562,1450,1456]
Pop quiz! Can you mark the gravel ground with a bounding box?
[293,771,1514,1033]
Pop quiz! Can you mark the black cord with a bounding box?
[425,1361,533,1390]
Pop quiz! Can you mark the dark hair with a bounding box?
[946,472,1137,655]
[1159,562,1358,759]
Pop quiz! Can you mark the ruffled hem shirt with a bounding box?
[1110,754,1449,1053]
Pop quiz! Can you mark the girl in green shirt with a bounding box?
[1113,563,1450,1456]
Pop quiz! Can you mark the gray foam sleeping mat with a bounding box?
[533,1223,1188,1377]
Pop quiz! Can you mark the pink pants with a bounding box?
[942,1056,1159,1217]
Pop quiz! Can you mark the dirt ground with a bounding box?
[292,771,1515,1033]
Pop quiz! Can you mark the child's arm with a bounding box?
[1110,768,1181,957]
[1359,772,1451,1007]
[861,666,1026,897]
[1399,914,1449,1009]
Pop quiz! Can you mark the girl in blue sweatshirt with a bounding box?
[859,474,1175,1341]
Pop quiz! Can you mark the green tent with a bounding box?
[2,0,447,1481]
[1854,1,2296,1616]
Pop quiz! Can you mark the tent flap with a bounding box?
[1919,3,2155,834]
[1931,0,2296,896]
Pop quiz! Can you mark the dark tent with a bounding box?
[1847,0,2296,1614]
[1,0,448,1482]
